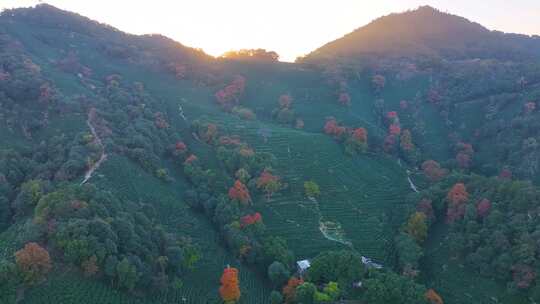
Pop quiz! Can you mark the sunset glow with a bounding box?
[2,0,540,61]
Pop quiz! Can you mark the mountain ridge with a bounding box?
[301,5,540,62]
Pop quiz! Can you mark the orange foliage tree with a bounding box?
[425,289,443,304]
[204,123,218,144]
[446,183,469,223]
[219,267,241,303]
[228,180,251,205]
[283,277,304,303]
[82,255,99,277]
[15,242,52,284]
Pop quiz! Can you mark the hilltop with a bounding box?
[302,6,540,61]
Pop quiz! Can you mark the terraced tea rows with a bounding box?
[98,155,272,304]
[25,155,272,304]
[202,114,412,265]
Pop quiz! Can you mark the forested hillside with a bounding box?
[0,4,540,304]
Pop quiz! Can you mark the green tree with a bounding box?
[394,233,423,275]
[322,282,340,301]
[304,181,320,198]
[270,290,284,304]
[0,260,18,302]
[307,250,364,289]
[13,179,44,216]
[262,237,294,268]
[363,270,428,304]
[104,255,118,284]
[314,291,331,304]
[116,258,138,290]
[268,261,290,287]
[405,212,428,243]
[296,282,316,304]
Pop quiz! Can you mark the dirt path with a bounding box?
[81,109,107,185]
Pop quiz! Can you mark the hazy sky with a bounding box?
[2,0,540,61]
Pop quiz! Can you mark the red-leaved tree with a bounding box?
[352,128,367,143]
[389,123,401,136]
[279,94,293,109]
[175,141,187,151]
[446,183,469,223]
[383,134,397,153]
[240,212,262,228]
[228,180,251,205]
[476,198,491,218]
[324,118,346,138]
[425,289,444,304]
[215,75,246,110]
[455,142,474,169]
[338,92,351,106]
[184,154,198,164]
[512,264,536,289]
[499,168,512,180]
[256,170,281,200]
[417,198,435,221]
[421,160,447,182]
[524,102,536,115]
[283,277,304,303]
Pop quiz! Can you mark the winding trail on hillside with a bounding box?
[407,170,419,193]
[81,109,107,185]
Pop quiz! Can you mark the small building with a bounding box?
[296,259,311,274]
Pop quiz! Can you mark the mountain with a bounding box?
[0,4,540,304]
[302,6,540,61]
